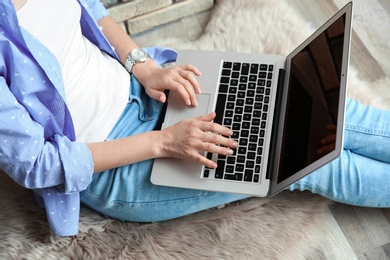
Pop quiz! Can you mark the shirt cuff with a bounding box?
[55,135,94,194]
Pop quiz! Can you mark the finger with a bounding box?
[193,153,217,169]
[147,88,166,103]
[179,64,202,77]
[168,80,194,106]
[173,75,199,106]
[177,67,202,94]
[197,112,216,122]
[200,120,233,137]
[202,132,238,149]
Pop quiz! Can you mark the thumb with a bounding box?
[197,112,216,122]
[147,89,166,103]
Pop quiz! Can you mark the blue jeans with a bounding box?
[290,98,390,207]
[80,77,247,222]
[81,79,390,222]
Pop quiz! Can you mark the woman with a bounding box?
[2,0,390,236]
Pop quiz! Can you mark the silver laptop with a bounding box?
[151,2,353,197]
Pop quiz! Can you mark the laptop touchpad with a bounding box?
[166,93,211,126]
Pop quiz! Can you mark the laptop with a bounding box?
[151,2,353,197]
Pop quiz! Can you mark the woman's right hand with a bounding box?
[158,112,238,168]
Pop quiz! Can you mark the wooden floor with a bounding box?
[286,1,390,259]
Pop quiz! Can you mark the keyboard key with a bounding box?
[257,79,266,86]
[239,138,248,146]
[224,173,243,181]
[248,143,257,151]
[246,160,255,168]
[227,156,236,164]
[239,84,246,90]
[232,71,239,78]
[234,115,242,122]
[225,165,234,173]
[219,84,228,93]
[240,76,248,83]
[247,152,256,160]
[236,164,244,172]
[222,69,231,76]
[245,98,254,105]
[214,93,226,124]
[237,99,245,106]
[230,80,238,86]
[238,91,245,99]
[238,147,247,154]
[223,61,232,68]
[259,71,267,78]
[220,77,229,84]
[233,62,241,71]
[244,170,253,182]
[249,75,257,81]
[237,156,245,163]
[225,110,233,117]
[244,106,252,113]
[241,63,250,75]
[215,160,225,179]
[241,130,249,137]
[243,113,251,121]
[250,63,259,73]
[260,64,268,71]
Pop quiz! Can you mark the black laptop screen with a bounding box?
[277,14,346,183]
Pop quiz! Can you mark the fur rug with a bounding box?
[1,0,388,259]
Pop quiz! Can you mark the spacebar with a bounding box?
[214,93,227,125]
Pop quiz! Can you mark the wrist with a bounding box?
[152,129,171,159]
[132,58,157,76]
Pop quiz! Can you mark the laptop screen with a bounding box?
[277,13,347,184]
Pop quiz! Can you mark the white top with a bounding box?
[17,0,130,142]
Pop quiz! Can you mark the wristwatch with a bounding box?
[124,48,149,74]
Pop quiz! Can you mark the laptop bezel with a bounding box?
[269,2,353,196]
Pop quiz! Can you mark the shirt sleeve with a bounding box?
[0,76,94,195]
[80,0,109,21]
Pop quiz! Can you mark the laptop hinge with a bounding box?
[266,68,285,180]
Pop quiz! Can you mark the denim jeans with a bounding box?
[80,77,248,222]
[81,78,390,222]
[290,98,390,207]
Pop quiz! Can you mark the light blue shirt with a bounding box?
[0,0,177,236]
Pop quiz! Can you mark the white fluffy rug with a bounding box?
[1,0,388,259]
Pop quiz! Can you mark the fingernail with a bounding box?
[186,99,191,106]
[227,149,234,155]
[198,87,202,94]
[232,141,238,147]
[227,130,233,136]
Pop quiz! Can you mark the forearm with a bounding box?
[87,131,163,173]
[97,16,158,80]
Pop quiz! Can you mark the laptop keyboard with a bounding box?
[203,61,274,183]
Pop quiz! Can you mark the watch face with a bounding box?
[131,49,147,61]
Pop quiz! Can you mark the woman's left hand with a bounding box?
[136,62,202,106]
